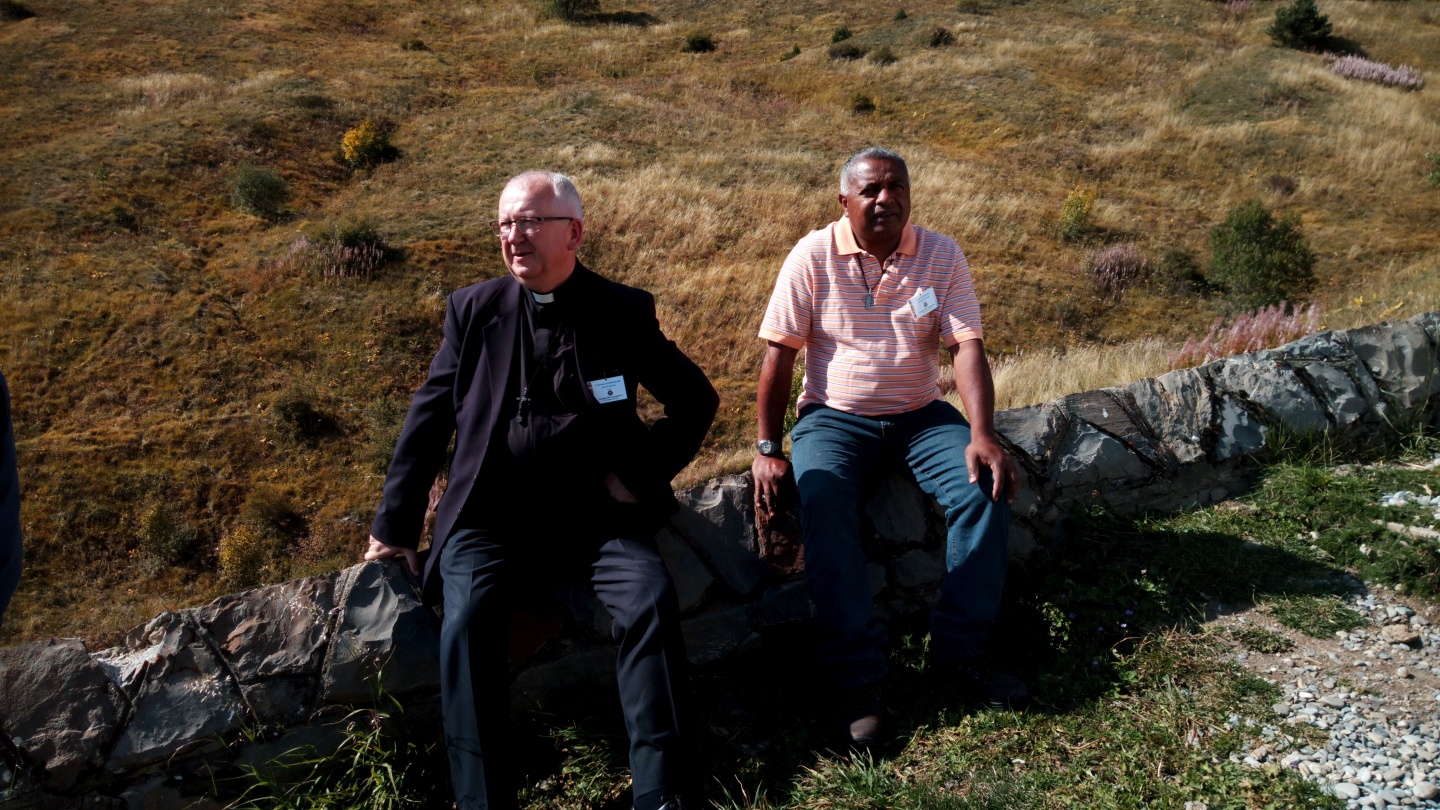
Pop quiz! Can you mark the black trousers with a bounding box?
[438,508,687,810]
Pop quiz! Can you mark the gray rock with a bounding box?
[681,605,759,665]
[1008,521,1038,559]
[748,580,813,628]
[1332,781,1361,799]
[1063,389,1166,468]
[98,612,248,771]
[1382,625,1421,646]
[1415,781,1438,800]
[511,649,617,715]
[1126,367,1212,465]
[1348,321,1439,412]
[672,475,764,597]
[894,548,946,590]
[196,574,335,679]
[1213,395,1266,461]
[1053,423,1153,488]
[1298,363,1371,429]
[993,402,1067,470]
[194,573,335,723]
[864,471,928,547]
[654,526,715,613]
[322,561,441,704]
[0,638,125,789]
[1211,356,1328,434]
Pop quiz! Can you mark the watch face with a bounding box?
[757,440,779,456]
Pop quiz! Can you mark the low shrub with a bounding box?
[280,217,393,280]
[894,9,908,21]
[829,42,867,61]
[868,46,898,66]
[832,26,852,43]
[851,93,876,114]
[1155,248,1210,296]
[1207,199,1316,309]
[138,502,203,568]
[780,44,800,62]
[218,523,278,590]
[682,32,716,53]
[1167,302,1322,369]
[1059,185,1096,242]
[271,386,338,445]
[399,38,428,51]
[1428,152,1440,187]
[1326,54,1424,91]
[1222,0,1252,19]
[929,26,955,47]
[1085,243,1150,299]
[229,165,289,220]
[1261,174,1297,196]
[341,119,398,169]
[1,1,35,21]
[1267,0,1332,51]
[240,484,307,543]
[543,0,599,21]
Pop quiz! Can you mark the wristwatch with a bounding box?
[756,439,785,458]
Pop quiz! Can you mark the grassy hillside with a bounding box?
[0,0,1437,644]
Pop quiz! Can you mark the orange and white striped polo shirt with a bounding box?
[759,217,985,417]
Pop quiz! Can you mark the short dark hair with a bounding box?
[840,147,908,194]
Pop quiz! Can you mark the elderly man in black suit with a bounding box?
[365,170,717,810]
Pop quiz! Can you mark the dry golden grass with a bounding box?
[980,340,1177,413]
[0,0,1438,643]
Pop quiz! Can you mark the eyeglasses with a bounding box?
[490,216,574,236]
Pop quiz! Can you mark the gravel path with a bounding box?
[1223,586,1440,808]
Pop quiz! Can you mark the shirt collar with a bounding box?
[834,217,917,259]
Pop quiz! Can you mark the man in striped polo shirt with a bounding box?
[753,147,1023,748]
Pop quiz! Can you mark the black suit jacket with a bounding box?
[371,263,719,596]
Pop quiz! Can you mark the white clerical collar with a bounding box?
[530,290,555,304]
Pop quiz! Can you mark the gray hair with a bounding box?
[503,170,584,220]
[839,147,909,194]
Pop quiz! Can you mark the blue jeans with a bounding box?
[791,400,1011,688]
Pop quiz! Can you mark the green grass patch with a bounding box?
[1267,594,1366,638]
[1230,625,1296,654]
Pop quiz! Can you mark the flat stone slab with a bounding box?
[194,573,336,723]
[1348,320,1438,411]
[864,471,928,547]
[672,475,764,597]
[1126,367,1213,466]
[655,526,715,613]
[681,604,758,665]
[1210,356,1328,434]
[1053,423,1153,489]
[97,612,248,772]
[322,561,441,704]
[0,638,125,790]
[993,402,1067,471]
[1063,389,1164,468]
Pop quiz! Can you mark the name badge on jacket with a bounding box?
[589,375,627,403]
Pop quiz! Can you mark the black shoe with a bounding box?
[839,683,886,749]
[942,660,1031,709]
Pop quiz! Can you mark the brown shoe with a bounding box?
[840,683,886,748]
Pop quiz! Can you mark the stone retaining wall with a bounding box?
[1,312,1438,804]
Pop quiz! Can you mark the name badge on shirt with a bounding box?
[908,287,938,318]
[589,375,627,404]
